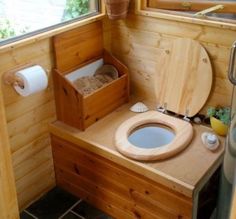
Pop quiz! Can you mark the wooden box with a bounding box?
[52,22,129,130]
[51,135,193,219]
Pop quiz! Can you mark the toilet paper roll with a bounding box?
[14,65,48,96]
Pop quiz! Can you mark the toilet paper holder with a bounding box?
[4,64,32,88]
[3,64,47,89]
[4,71,25,88]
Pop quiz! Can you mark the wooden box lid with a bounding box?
[53,21,103,74]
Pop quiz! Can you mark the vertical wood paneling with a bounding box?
[102,18,112,51]
[0,38,56,210]
[0,83,19,219]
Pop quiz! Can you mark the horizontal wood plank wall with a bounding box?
[52,135,193,219]
[108,0,235,113]
[0,38,56,210]
[0,19,111,210]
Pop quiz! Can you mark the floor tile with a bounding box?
[20,211,35,219]
[26,187,78,219]
[61,211,83,219]
[72,201,107,219]
[95,214,113,219]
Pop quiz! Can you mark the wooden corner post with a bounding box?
[0,85,19,219]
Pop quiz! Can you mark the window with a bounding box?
[137,0,236,28]
[0,0,101,45]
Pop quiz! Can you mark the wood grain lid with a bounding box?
[155,38,212,117]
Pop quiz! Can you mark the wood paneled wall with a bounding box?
[0,3,234,212]
[108,1,235,113]
[0,39,56,210]
[0,19,112,211]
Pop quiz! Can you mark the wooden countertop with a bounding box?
[50,100,225,198]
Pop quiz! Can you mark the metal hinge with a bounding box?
[157,102,167,114]
[183,109,191,122]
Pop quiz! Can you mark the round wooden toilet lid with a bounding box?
[155,38,212,117]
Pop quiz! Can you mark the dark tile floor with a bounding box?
[20,187,113,219]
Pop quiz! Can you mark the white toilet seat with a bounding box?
[115,111,193,161]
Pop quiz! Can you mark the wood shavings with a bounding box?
[73,74,115,96]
